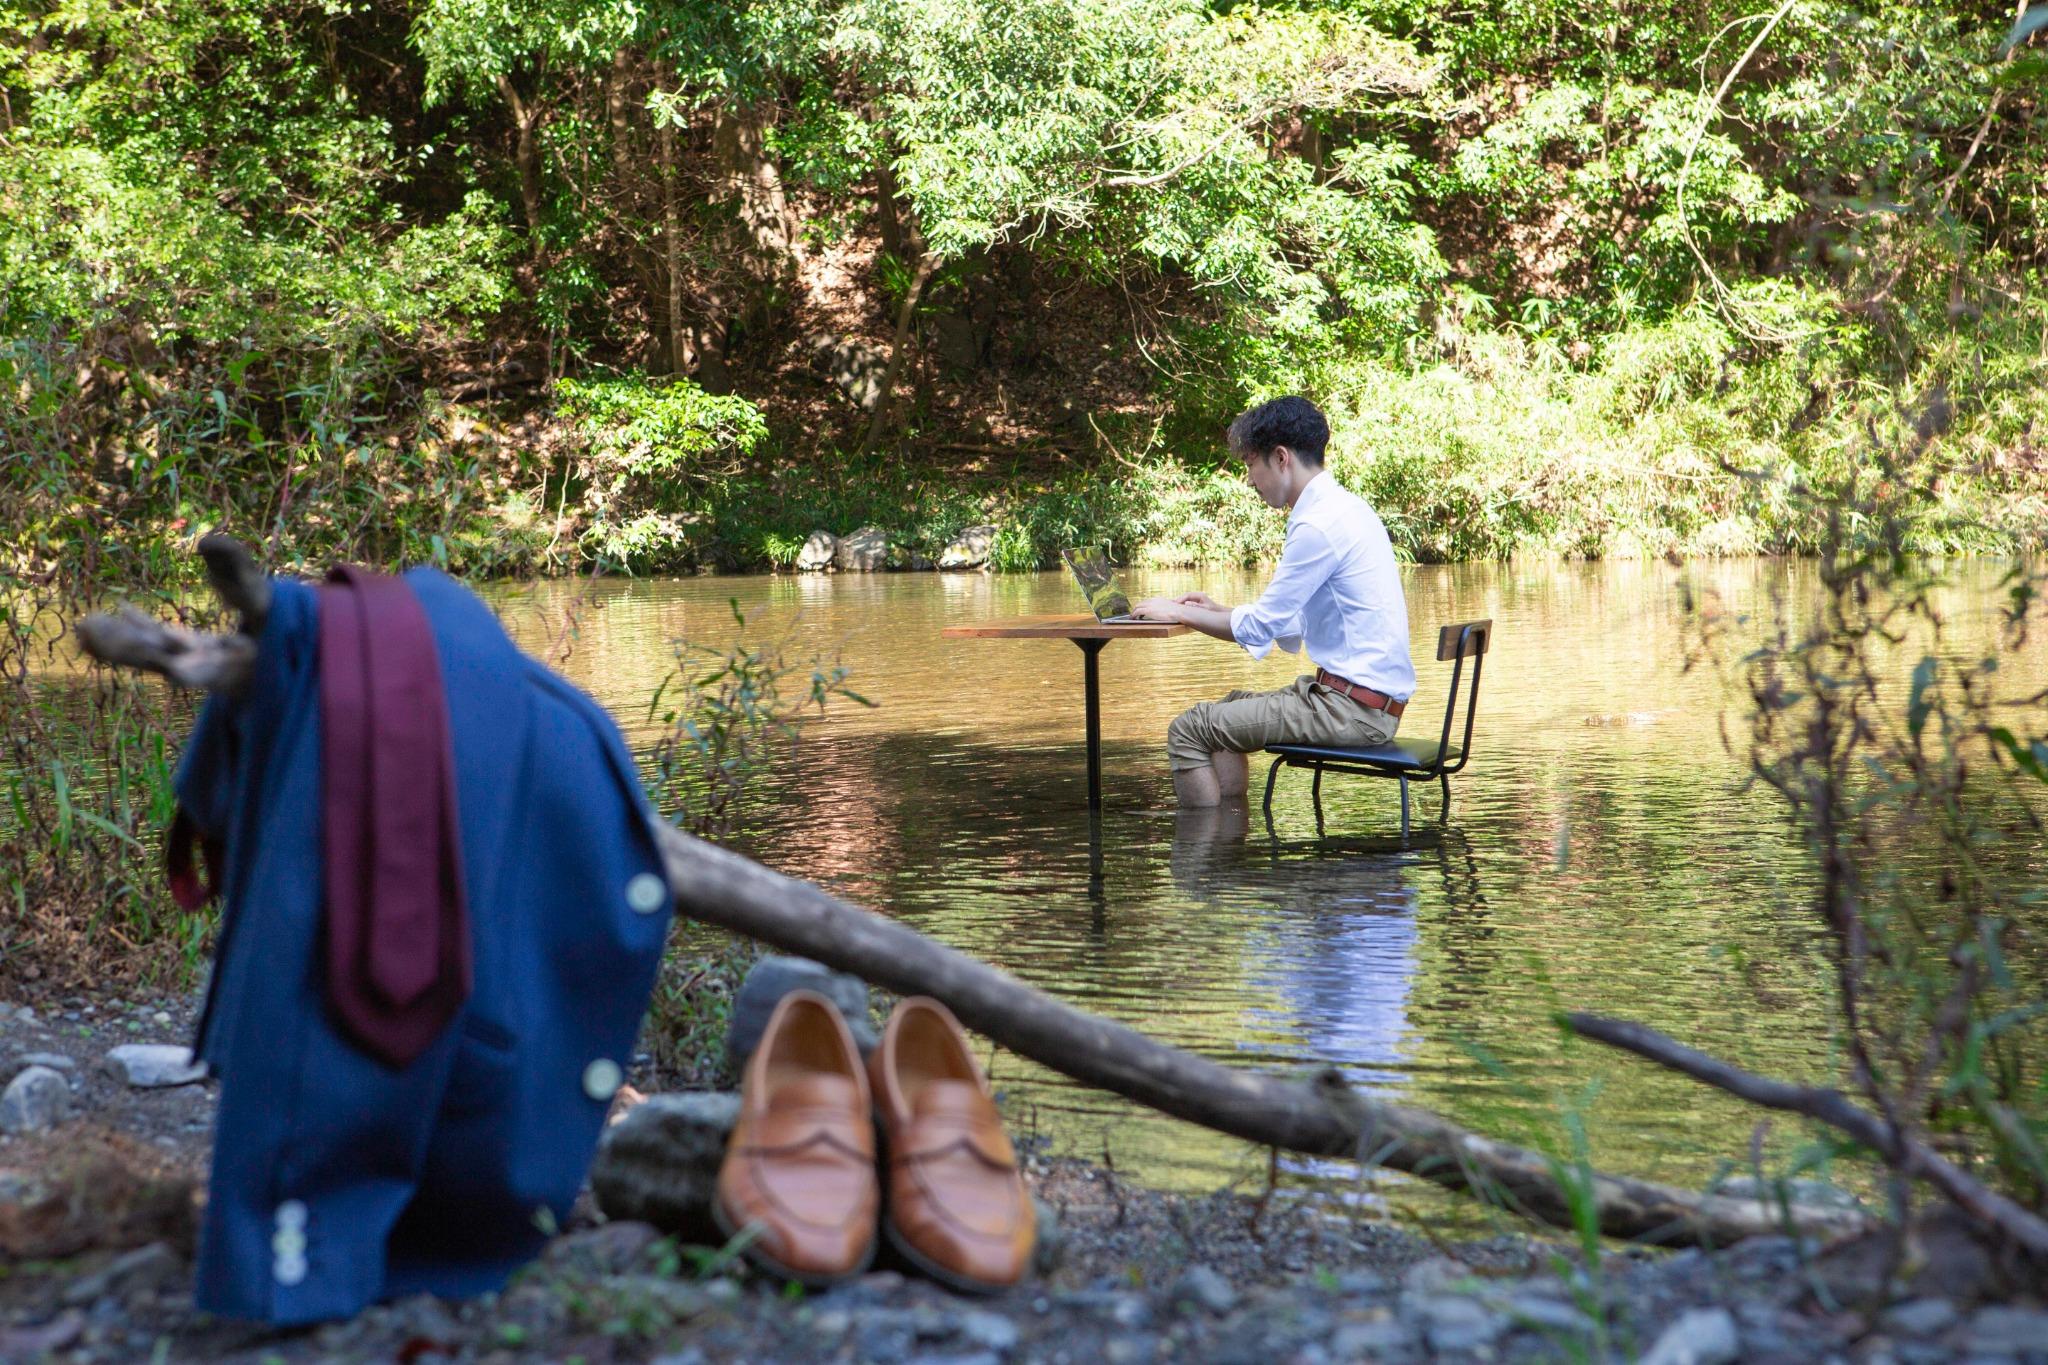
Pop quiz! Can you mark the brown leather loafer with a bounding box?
[713,989,878,1285]
[869,996,1035,1292]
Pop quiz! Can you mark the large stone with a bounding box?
[1718,1175,1864,1211]
[1812,1208,2010,1302]
[795,530,838,572]
[1414,1295,1504,1354]
[101,1044,207,1088]
[588,1092,740,1237]
[15,1052,75,1073]
[938,526,999,571]
[805,334,889,411]
[1329,1318,1416,1358]
[1638,1307,1740,1365]
[0,1066,70,1134]
[1171,1265,1238,1315]
[834,527,890,572]
[930,313,989,374]
[541,1220,664,1277]
[957,1309,1020,1352]
[1880,1298,1958,1338]
[1398,1257,1471,1296]
[594,1274,722,1323]
[1965,1306,2048,1355]
[1499,1292,1595,1335]
[725,956,875,1069]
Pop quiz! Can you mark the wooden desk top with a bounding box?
[941,613,1190,641]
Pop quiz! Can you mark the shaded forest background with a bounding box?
[3,0,2046,584]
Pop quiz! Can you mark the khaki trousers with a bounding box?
[1166,675,1400,772]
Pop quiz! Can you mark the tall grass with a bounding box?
[0,582,206,994]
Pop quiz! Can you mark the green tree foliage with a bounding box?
[1,0,518,583]
[2,0,2043,583]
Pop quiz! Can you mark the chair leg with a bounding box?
[1439,772,1451,822]
[1399,775,1410,841]
[1262,757,1284,820]
[1311,765,1323,807]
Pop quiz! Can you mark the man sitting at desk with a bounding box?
[1132,396,1415,808]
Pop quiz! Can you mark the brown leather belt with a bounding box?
[1315,667,1406,717]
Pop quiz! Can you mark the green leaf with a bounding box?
[1988,728,2048,783]
[71,809,144,852]
[1906,655,1937,740]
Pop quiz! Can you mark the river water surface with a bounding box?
[499,558,2044,1226]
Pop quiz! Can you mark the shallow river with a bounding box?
[495,558,2040,1226]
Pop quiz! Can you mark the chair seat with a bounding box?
[1265,738,1461,772]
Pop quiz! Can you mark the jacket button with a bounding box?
[583,1058,623,1101]
[274,1251,307,1286]
[275,1200,308,1231]
[626,872,667,915]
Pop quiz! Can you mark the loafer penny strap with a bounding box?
[736,1075,875,1159]
[892,1082,1017,1169]
[741,1108,875,1161]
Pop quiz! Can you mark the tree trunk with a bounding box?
[855,252,937,457]
[657,114,690,379]
[607,50,635,160]
[876,158,905,262]
[496,74,546,260]
[712,99,799,275]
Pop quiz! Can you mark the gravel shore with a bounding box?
[3,997,2042,1363]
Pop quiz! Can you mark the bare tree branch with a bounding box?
[197,534,270,634]
[73,608,255,692]
[1566,1012,2048,1259]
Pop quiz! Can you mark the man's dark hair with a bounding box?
[1227,396,1329,465]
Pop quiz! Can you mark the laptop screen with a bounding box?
[1061,547,1134,622]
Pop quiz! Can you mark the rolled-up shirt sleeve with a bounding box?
[1229,521,1336,660]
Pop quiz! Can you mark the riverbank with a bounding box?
[3,986,2042,1364]
[11,302,2047,597]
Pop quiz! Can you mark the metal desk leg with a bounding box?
[1076,638,1108,810]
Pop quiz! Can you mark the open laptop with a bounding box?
[1061,546,1142,623]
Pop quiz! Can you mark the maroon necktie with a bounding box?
[319,566,472,1067]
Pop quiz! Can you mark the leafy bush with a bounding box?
[1607,414,2048,1261]
[641,601,871,837]
[556,375,771,571]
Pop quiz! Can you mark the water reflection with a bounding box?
[1173,805,1421,1088]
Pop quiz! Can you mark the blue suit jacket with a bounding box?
[176,568,673,1323]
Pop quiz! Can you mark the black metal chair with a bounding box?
[1260,619,1491,839]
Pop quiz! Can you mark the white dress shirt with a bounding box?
[1228,470,1416,700]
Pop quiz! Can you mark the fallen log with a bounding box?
[655,824,1868,1247]
[73,535,1872,1250]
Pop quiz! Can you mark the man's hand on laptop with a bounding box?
[1133,592,1233,625]
[1131,597,1184,622]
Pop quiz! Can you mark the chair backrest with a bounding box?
[1431,620,1490,773]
